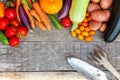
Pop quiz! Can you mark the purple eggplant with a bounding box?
[58,0,72,19]
[19,5,33,32]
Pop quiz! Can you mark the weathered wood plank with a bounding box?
[0,71,119,80]
[0,72,87,80]
[21,26,120,42]
[21,28,104,42]
[0,0,120,72]
[0,42,120,72]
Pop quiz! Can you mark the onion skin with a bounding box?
[58,0,72,20]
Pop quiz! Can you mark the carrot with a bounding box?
[0,2,5,18]
[16,0,21,21]
[35,21,47,31]
[32,2,51,31]
[26,0,33,8]
[22,4,35,29]
[30,9,41,22]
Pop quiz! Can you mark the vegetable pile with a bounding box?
[0,1,28,47]
[70,0,113,42]
[0,0,114,47]
[87,0,112,31]
[71,12,96,42]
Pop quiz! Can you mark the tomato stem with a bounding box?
[5,1,11,8]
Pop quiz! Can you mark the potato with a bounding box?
[87,3,101,13]
[100,0,113,9]
[89,20,102,31]
[91,10,111,22]
[99,23,107,32]
[91,0,100,3]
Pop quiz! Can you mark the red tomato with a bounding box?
[5,26,17,38]
[17,26,27,38]
[9,37,19,47]
[5,8,16,20]
[10,19,19,27]
[61,17,72,28]
[0,18,9,30]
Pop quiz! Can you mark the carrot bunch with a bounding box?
[16,0,51,32]
[70,12,96,42]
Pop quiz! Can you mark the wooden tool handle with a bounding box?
[0,72,87,80]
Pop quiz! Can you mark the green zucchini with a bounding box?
[48,14,62,30]
[0,31,9,45]
[104,0,120,42]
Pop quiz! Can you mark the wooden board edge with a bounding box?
[0,72,87,80]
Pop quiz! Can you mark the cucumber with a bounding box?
[48,15,62,30]
[104,0,120,42]
[0,31,9,45]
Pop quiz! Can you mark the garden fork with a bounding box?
[90,46,120,80]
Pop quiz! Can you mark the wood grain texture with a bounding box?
[0,1,119,80]
[0,71,119,80]
[0,0,119,76]
[0,41,120,72]
[0,72,87,80]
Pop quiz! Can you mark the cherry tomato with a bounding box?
[0,18,9,30]
[10,19,19,27]
[9,37,19,47]
[61,17,72,28]
[17,26,27,38]
[5,8,16,20]
[5,26,17,38]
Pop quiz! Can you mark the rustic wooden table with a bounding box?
[0,23,120,79]
[0,0,120,79]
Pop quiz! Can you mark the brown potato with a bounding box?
[91,0,100,3]
[87,3,101,13]
[99,23,107,32]
[100,0,113,9]
[91,10,111,22]
[89,20,102,31]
